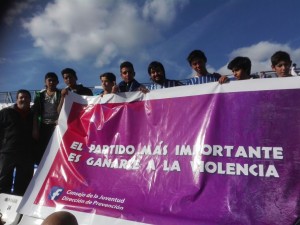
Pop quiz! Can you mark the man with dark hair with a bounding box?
[33,72,61,165]
[60,68,93,96]
[147,61,182,90]
[227,56,258,80]
[118,61,148,93]
[186,50,228,85]
[58,68,93,113]
[99,72,118,96]
[271,51,293,77]
[0,89,34,195]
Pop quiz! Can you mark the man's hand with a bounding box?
[218,75,229,84]
[138,85,149,93]
[112,82,119,93]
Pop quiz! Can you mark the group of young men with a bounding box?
[99,50,296,95]
[0,49,296,197]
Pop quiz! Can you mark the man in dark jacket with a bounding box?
[58,67,94,113]
[0,89,34,195]
[118,61,148,93]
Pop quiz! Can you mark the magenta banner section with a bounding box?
[31,87,300,225]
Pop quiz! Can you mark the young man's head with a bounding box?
[227,56,252,80]
[271,51,292,77]
[16,89,31,111]
[187,50,208,76]
[44,72,59,89]
[61,68,77,88]
[100,72,116,93]
[41,211,78,225]
[120,61,135,83]
[148,61,166,84]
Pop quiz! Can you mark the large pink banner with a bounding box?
[19,79,300,225]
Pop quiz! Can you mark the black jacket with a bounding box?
[0,105,34,155]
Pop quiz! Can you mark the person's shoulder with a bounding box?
[131,79,142,90]
[77,84,93,95]
[174,79,183,85]
[34,89,46,98]
[81,85,92,91]
[83,87,93,96]
[210,72,221,78]
[118,81,126,86]
[165,79,183,86]
[0,104,15,113]
[184,77,197,85]
[55,89,62,96]
[132,79,141,85]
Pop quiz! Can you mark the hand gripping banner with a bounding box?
[18,78,300,225]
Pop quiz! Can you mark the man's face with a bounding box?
[191,58,206,76]
[120,67,135,83]
[272,61,291,77]
[45,77,58,90]
[232,68,248,80]
[16,92,31,111]
[63,73,77,87]
[101,77,114,92]
[150,67,164,83]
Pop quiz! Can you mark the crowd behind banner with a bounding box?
[0,49,299,223]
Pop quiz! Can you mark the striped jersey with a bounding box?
[147,79,183,90]
[185,73,221,85]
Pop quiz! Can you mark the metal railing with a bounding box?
[1,70,299,104]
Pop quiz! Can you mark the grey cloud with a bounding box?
[4,0,36,25]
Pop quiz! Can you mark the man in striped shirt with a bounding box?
[147,61,183,90]
[185,50,228,85]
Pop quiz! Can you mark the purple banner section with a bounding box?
[32,88,300,225]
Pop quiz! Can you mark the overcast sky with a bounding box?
[1,0,300,92]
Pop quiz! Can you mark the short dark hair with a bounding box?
[120,61,134,72]
[187,50,207,65]
[100,72,116,83]
[227,56,252,75]
[41,211,78,225]
[271,51,291,66]
[45,72,59,83]
[61,68,77,80]
[147,61,165,76]
[16,89,31,101]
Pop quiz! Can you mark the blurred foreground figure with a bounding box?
[41,211,78,225]
[0,213,4,225]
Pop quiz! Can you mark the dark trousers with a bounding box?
[0,153,34,196]
[35,123,56,165]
